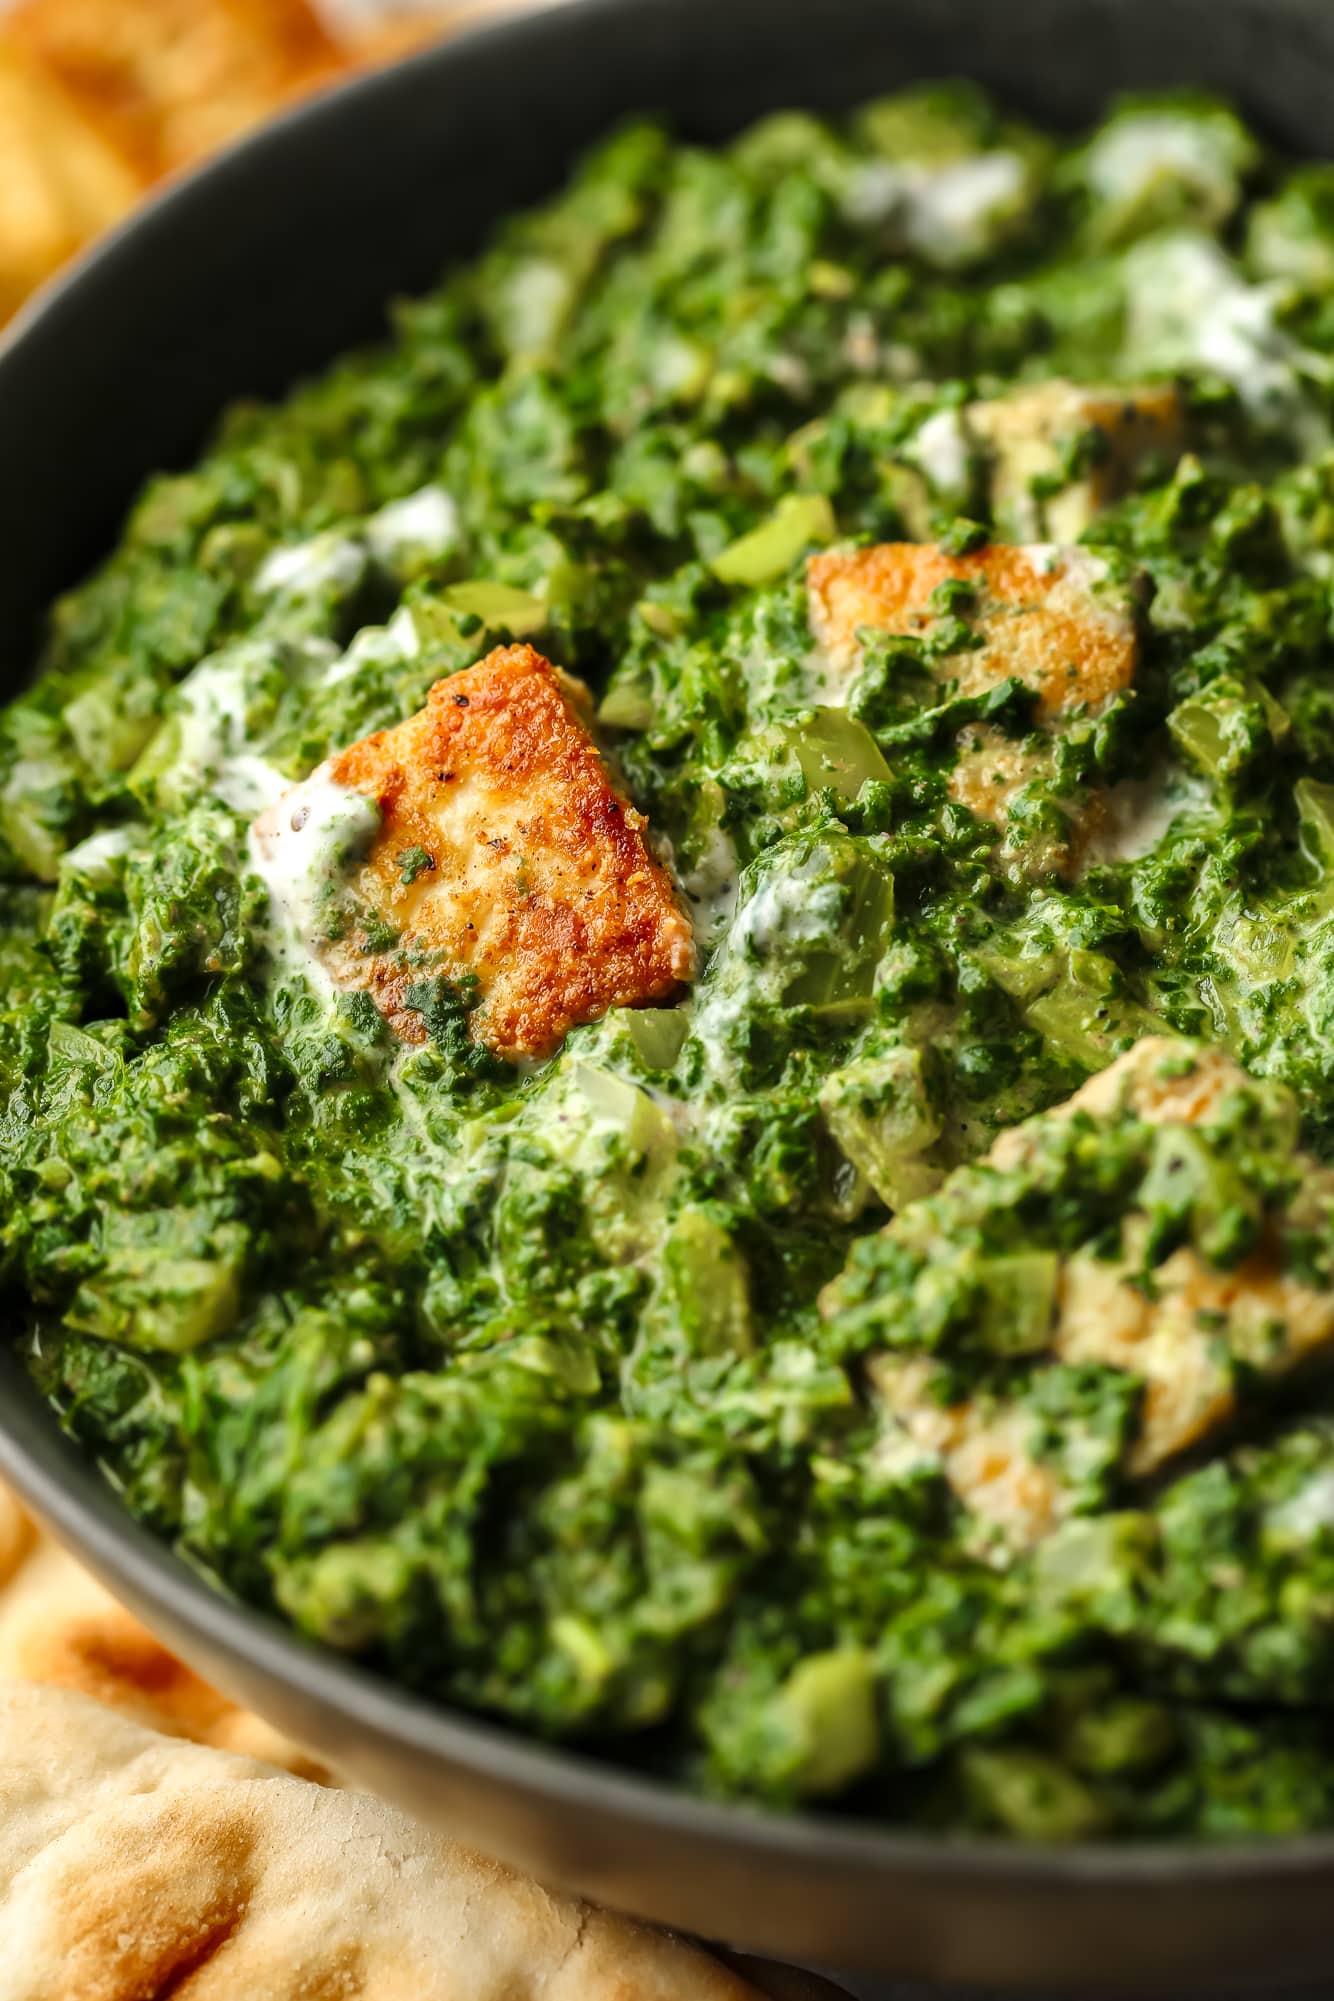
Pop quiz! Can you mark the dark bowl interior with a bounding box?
[5,0,1334,1984]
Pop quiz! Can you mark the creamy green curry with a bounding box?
[9,86,1334,1837]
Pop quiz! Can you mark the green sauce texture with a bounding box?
[11,84,1334,1836]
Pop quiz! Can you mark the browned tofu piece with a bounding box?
[870,1353,1069,1550]
[809,543,1139,884]
[968,379,1185,542]
[256,645,695,1062]
[7,0,343,179]
[947,725,1101,878]
[859,1041,1334,1550]
[0,38,140,320]
[989,1035,1242,1162]
[807,541,1139,719]
[952,734,1136,880]
[875,1208,1334,1553]
[1001,1041,1334,1480]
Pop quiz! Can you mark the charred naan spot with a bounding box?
[47,1797,256,2001]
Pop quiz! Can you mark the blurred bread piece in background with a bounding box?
[6,0,344,178]
[0,34,140,318]
[0,1503,848,1999]
[342,0,509,62]
[0,1682,847,2001]
[0,1486,332,1781]
[0,0,472,325]
[0,1481,35,1585]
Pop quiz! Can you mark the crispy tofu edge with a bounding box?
[966,379,1187,540]
[806,541,1138,719]
[850,1040,1334,1545]
[806,539,1140,881]
[323,644,696,1062]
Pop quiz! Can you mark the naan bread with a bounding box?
[0,1509,843,1999]
[4,0,343,179]
[0,1493,329,1779]
[0,1683,838,2001]
[0,36,141,320]
[0,0,517,325]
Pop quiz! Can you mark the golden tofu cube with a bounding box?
[1001,1040,1334,1479]
[967,378,1185,541]
[807,540,1139,720]
[808,542,1139,880]
[254,645,695,1063]
[850,1041,1334,1549]
[946,725,1091,876]
[870,1352,1069,1551]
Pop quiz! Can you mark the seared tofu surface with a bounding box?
[1005,1041,1334,1476]
[258,644,696,1061]
[828,1039,1334,1550]
[947,725,1098,876]
[806,541,1139,718]
[871,1352,1070,1548]
[967,379,1186,541]
[990,1036,1249,1161]
[808,541,1140,880]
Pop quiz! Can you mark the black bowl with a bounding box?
[4,0,1334,1983]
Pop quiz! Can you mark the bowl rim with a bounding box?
[2,0,1334,1928]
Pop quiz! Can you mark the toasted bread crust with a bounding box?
[6,0,341,179]
[0,39,140,318]
[326,645,695,1060]
[0,1680,802,2001]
